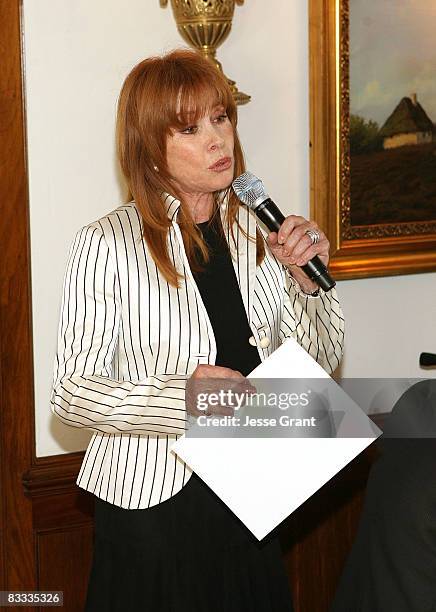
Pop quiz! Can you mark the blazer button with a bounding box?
[249,336,270,348]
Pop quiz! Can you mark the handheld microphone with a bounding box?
[419,353,436,367]
[232,172,335,292]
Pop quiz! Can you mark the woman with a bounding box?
[51,49,344,611]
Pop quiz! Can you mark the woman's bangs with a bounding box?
[169,77,233,129]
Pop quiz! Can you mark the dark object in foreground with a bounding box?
[331,380,436,612]
[420,352,436,367]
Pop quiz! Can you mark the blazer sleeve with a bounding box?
[279,272,345,375]
[50,224,187,436]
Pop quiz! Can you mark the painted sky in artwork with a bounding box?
[350,0,436,128]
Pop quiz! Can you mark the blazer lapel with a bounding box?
[220,200,257,326]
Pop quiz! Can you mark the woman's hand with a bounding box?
[267,215,330,294]
[186,364,255,417]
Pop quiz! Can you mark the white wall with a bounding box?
[22,0,436,457]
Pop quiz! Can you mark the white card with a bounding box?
[171,338,380,540]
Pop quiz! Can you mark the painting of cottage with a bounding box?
[380,94,434,149]
[349,0,436,227]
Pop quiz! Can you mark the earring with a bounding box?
[153,165,159,172]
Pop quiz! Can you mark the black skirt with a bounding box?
[85,472,294,611]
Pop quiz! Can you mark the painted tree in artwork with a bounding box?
[350,114,383,155]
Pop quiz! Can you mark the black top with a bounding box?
[192,215,261,377]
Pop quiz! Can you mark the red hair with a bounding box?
[116,49,264,286]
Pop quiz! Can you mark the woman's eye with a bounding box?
[181,125,198,134]
[214,114,228,123]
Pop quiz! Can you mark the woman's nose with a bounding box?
[207,127,225,151]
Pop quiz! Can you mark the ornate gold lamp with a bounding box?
[160,0,250,105]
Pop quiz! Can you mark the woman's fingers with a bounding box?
[290,234,330,265]
[281,221,321,257]
[191,364,244,379]
[187,364,256,417]
[267,215,329,268]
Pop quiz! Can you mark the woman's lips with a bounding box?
[208,157,232,172]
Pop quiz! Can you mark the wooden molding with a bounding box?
[0,0,37,591]
[23,453,94,534]
[23,453,85,497]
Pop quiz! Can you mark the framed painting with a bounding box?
[309,0,436,279]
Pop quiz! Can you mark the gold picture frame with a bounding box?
[309,0,436,279]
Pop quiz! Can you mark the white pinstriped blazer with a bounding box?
[51,194,344,509]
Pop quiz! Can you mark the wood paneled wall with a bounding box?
[23,455,95,612]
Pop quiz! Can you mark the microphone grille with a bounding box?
[232,172,268,209]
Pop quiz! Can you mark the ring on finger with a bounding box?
[305,229,321,245]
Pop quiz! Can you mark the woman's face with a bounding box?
[165,104,235,200]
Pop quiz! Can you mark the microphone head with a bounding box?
[232,172,269,210]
